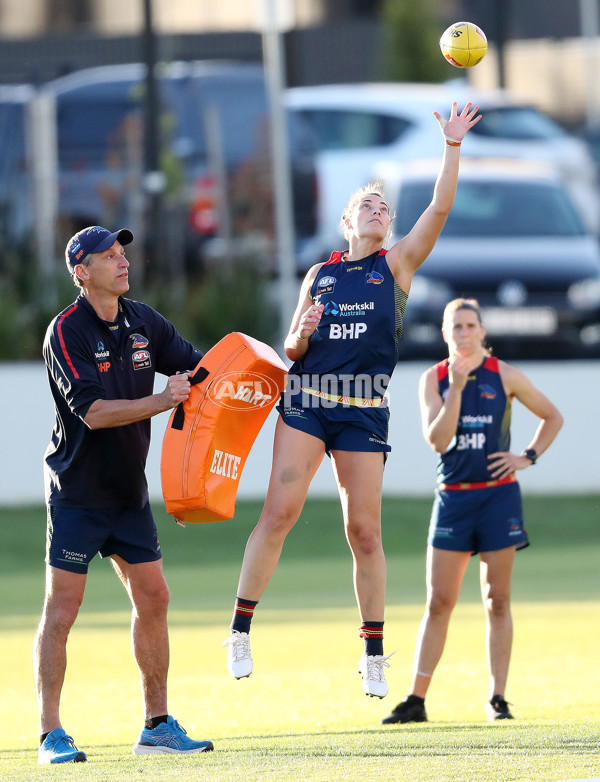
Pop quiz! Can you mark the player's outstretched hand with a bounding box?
[433,101,482,143]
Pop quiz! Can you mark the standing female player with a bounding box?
[382,298,563,722]
[223,103,482,698]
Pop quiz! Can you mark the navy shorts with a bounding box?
[46,503,162,574]
[428,482,529,554]
[277,402,391,456]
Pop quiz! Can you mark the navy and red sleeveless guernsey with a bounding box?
[435,356,511,485]
[289,249,408,400]
[43,294,202,509]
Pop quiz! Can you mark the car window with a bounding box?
[0,99,30,240]
[0,101,27,183]
[168,74,269,167]
[297,108,412,151]
[582,131,600,167]
[396,180,586,237]
[56,79,143,168]
[48,65,318,244]
[55,73,309,173]
[468,106,568,141]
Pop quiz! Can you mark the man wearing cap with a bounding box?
[34,226,214,763]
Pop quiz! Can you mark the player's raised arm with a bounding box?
[386,102,482,293]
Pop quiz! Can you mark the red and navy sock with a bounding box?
[360,621,384,657]
[231,597,258,634]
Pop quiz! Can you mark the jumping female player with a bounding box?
[382,298,563,722]
[224,103,482,698]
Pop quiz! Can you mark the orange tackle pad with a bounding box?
[161,332,287,523]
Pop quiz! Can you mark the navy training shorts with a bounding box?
[45,502,162,574]
[428,481,529,554]
[277,402,391,456]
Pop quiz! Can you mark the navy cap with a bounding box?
[65,226,134,274]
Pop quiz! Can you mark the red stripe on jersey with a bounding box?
[325,248,389,266]
[324,251,343,265]
[436,359,449,381]
[484,356,499,373]
[56,304,80,379]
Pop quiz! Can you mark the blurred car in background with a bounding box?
[0,84,35,246]
[287,82,600,270]
[578,125,600,176]
[377,158,600,360]
[0,62,317,274]
[48,61,317,272]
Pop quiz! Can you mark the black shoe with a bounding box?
[381,695,427,725]
[485,695,514,721]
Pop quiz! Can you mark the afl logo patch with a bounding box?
[132,349,151,370]
[317,275,336,296]
[366,271,384,284]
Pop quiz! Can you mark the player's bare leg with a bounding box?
[381,547,470,721]
[112,557,215,752]
[410,547,471,698]
[332,449,390,696]
[480,546,516,701]
[331,450,386,621]
[111,556,170,720]
[225,419,326,679]
[235,418,326,601]
[34,566,87,734]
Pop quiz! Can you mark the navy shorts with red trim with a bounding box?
[428,481,529,554]
[46,503,162,574]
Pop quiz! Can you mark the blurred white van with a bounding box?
[286,82,599,269]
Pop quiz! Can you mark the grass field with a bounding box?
[1,496,599,782]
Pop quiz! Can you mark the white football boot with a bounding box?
[223,629,253,679]
[358,652,395,698]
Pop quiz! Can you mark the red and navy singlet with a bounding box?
[289,249,408,400]
[436,356,512,485]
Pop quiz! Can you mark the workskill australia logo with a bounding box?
[95,341,110,359]
[324,300,374,317]
[208,371,282,411]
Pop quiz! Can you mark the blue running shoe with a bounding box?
[38,729,87,764]
[132,716,214,755]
